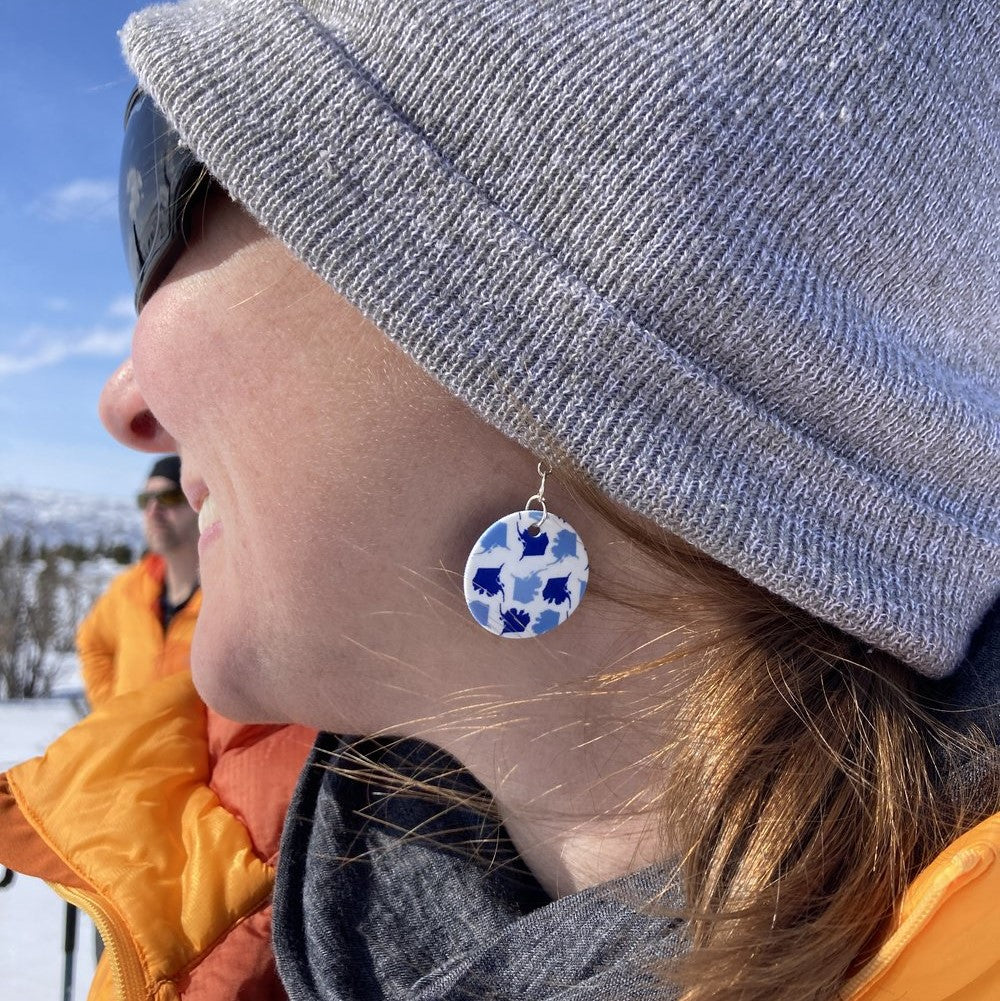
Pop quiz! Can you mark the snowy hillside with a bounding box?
[0,487,144,552]
[0,486,138,700]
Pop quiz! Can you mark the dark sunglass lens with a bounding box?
[137,488,186,509]
[119,89,209,311]
[157,488,186,508]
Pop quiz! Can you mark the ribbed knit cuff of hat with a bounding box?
[121,0,1000,679]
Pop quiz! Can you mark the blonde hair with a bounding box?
[581,481,1000,1001]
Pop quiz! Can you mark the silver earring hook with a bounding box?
[524,462,551,530]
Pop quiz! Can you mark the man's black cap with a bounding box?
[148,454,181,486]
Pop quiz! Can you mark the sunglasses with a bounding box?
[136,487,188,510]
[120,88,213,312]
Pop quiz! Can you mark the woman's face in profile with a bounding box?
[100,195,548,728]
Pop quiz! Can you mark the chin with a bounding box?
[190,622,280,724]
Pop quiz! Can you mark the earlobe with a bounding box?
[99,357,178,453]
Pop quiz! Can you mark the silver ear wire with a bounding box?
[523,463,550,530]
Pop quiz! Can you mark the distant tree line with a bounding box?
[5,535,135,568]
[0,534,132,699]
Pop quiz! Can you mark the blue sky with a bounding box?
[0,1,155,499]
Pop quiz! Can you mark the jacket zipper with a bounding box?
[49,882,148,1001]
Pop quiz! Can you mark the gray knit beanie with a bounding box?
[121,0,999,679]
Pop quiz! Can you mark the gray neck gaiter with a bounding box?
[274,735,685,1001]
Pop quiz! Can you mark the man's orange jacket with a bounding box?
[77,553,201,706]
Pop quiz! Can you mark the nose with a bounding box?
[99,358,178,453]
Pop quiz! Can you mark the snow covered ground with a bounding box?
[0,699,97,1001]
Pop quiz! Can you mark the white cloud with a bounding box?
[106,294,135,319]
[33,179,117,223]
[86,77,129,94]
[0,326,131,377]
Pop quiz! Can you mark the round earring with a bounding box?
[463,463,589,638]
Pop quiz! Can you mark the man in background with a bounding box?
[2,453,312,1000]
[78,454,200,707]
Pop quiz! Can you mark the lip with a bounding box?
[198,517,222,556]
[181,476,208,513]
[196,487,223,554]
[181,474,222,554]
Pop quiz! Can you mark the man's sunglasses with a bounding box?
[137,487,188,510]
[120,88,213,312]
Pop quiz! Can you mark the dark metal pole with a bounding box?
[62,903,78,1001]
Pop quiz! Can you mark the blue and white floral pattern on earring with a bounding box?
[463,508,589,638]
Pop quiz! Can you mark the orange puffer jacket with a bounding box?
[843,812,1000,1000]
[0,672,314,1001]
[77,554,201,707]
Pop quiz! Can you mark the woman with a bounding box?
[100,1,999,999]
